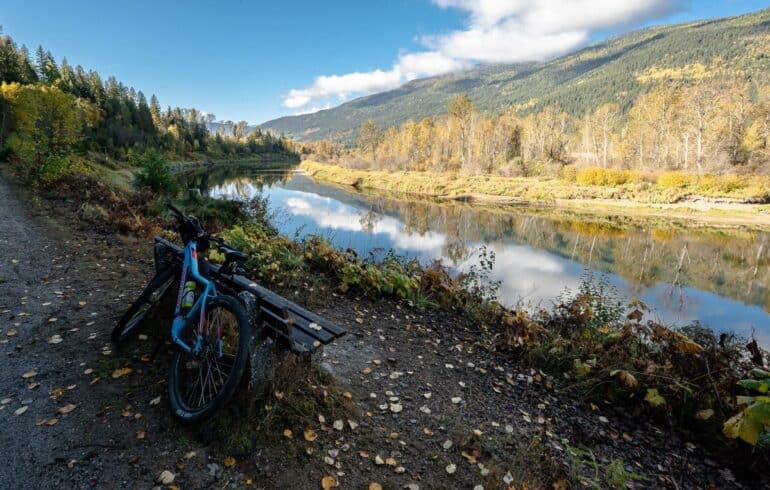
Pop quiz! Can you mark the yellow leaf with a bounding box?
[673,333,703,354]
[321,475,338,489]
[573,359,591,376]
[695,409,714,421]
[723,412,742,439]
[283,429,293,439]
[112,367,133,379]
[57,404,77,415]
[617,370,638,388]
[136,431,146,440]
[723,411,763,445]
[224,456,236,468]
[369,484,383,490]
[303,429,317,442]
[644,388,666,407]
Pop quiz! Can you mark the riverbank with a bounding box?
[301,161,770,229]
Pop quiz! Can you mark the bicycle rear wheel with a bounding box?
[112,267,177,344]
[167,295,250,422]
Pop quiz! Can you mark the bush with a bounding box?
[133,150,178,194]
[560,165,578,182]
[657,171,696,189]
[696,175,747,194]
[576,167,631,186]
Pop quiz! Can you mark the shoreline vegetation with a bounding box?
[300,160,770,228]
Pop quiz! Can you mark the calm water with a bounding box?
[181,165,770,346]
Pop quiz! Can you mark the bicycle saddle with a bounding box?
[219,245,247,263]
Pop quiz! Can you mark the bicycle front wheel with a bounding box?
[167,295,250,422]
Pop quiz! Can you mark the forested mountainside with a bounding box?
[261,8,770,142]
[0,28,295,182]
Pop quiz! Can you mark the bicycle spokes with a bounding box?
[175,304,241,412]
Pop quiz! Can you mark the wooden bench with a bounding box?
[153,237,346,354]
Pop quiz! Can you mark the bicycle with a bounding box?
[112,204,251,422]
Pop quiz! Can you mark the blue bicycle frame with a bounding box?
[171,240,217,354]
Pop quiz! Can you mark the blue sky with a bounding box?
[1,0,768,124]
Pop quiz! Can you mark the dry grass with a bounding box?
[301,161,770,205]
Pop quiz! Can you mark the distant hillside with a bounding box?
[260,8,770,142]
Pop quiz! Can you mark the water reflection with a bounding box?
[198,167,770,346]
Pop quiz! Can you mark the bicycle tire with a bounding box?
[167,294,250,422]
[112,267,178,344]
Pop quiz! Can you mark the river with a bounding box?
[179,164,770,346]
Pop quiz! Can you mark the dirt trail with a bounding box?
[0,173,752,489]
[0,176,197,488]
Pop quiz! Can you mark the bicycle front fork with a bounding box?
[172,315,223,356]
[171,315,202,353]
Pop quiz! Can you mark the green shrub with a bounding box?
[133,150,177,194]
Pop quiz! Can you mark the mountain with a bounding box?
[260,8,770,142]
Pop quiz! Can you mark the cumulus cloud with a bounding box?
[283,52,466,109]
[282,0,682,109]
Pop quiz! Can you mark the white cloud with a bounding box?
[282,0,682,109]
[282,52,467,109]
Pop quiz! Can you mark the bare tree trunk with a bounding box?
[602,126,608,167]
[683,133,689,170]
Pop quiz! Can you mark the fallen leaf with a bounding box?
[57,404,77,415]
[46,418,59,426]
[111,367,132,379]
[446,463,457,474]
[283,429,293,438]
[149,396,161,406]
[696,409,714,421]
[136,431,146,440]
[304,429,317,442]
[321,475,338,489]
[21,370,37,379]
[369,484,383,490]
[644,388,666,407]
[333,420,344,431]
[224,456,236,468]
[14,406,28,416]
[157,470,175,485]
